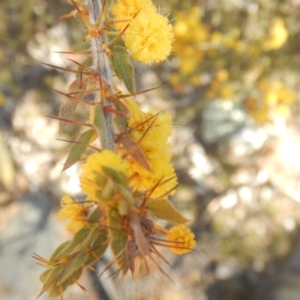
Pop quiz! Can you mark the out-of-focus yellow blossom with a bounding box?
[172,7,208,78]
[215,69,229,82]
[205,69,235,101]
[260,79,295,106]
[111,0,157,30]
[245,96,269,124]
[246,79,295,123]
[210,31,223,44]
[167,224,196,254]
[58,195,90,233]
[124,12,174,64]
[189,75,201,87]
[179,57,202,75]
[119,98,177,197]
[80,150,130,202]
[263,18,288,50]
[174,7,208,43]
[219,85,235,100]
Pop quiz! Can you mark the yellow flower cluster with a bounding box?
[58,195,90,233]
[118,98,177,197]
[80,150,130,203]
[167,224,196,254]
[60,99,178,232]
[111,0,156,30]
[112,0,174,64]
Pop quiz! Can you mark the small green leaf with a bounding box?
[102,166,127,184]
[108,207,128,276]
[57,254,88,284]
[111,45,135,94]
[146,199,189,224]
[47,268,82,298]
[84,229,109,266]
[49,241,72,262]
[62,129,95,171]
[87,204,101,222]
[65,227,92,253]
[39,268,53,284]
[39,264,65,287]
[91,105,105,146]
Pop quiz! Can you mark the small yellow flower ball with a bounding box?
[111,0,157,30]
[80,150,130,202]
[58,195,89,233]
[167,224,196,254]
[125,12,174,64]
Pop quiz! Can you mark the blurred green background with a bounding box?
[1,0,300,299]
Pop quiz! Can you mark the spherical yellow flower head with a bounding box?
[111,0,157,30]
[58,195,90,234]
[119,99,177,197]
[167,224,196,254]
[124,12,174,64]
[80,150,130,202]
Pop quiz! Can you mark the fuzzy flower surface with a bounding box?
[119,98,177,197]
[167,224,196,254]
[111,0,157,30]
[124,12,174,64]
[58,195,90,233]
[80,150,130,203]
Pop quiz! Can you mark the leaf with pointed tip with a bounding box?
[111,43,135,94]
[59,77,88,132]
[49,240,72,262]
[47,268,83,298]
[146,199,189,224]
[64,227,92,254]
[91,105,105,145]
[57,253,88,285]
[108,207,128,276]
[102,166,127,184]
[62,128,95,171]
[84,228,109,266]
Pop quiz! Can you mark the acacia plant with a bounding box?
[35,0,195,298]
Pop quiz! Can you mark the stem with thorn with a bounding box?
[88,0,115,150]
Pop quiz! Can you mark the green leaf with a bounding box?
[111,44,135,94]
[102,166,127,184]
[47,268,82,298]
[39,268,53,284]
[146,199,189,224]
[49,241,72,262]
[62,129,95,171]
[57,254,88,285]
[108,207,128,276]
[84,229,109,266]
[91,105,105,146]
[39,265,65,288]
[65,227,92,253]
[87,204,101,222]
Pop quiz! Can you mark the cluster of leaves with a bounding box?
[36,0,195,298]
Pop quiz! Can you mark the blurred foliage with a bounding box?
[166,0,300,124]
